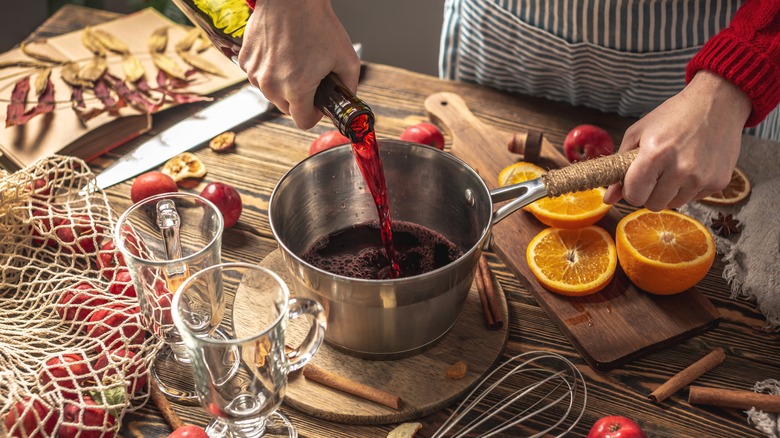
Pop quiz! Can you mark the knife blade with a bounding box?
[86,83,271,193]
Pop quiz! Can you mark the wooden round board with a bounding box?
[257,250,509,425]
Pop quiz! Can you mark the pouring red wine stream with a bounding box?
[171,0,402,277]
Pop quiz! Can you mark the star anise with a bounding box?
[710,212,741,237]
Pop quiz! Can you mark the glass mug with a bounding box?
[172,262,326,437]
[114,192,223,401]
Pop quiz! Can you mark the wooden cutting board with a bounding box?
[425,92,721,371]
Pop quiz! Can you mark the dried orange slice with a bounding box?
[526,187,612,229]
[700,166,751,205]
[161,152,207,182]
[526,225,617,296]
[616,209,715,295]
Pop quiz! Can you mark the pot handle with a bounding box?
[490,149,639,225]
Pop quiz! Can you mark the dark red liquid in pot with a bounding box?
[301,221,463,280]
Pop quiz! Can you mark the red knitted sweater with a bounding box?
[686,0,780,127]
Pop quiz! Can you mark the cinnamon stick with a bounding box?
[150,379,186,430]
[477,255,503,330]
[649,347,726,403]
[689,386,780,413]
[474,264,497,329]
[302,364,401,410]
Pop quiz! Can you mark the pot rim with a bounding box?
[268,140,494,285]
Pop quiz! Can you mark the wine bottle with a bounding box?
[169,0,374,140]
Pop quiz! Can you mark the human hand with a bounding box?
[603,71,752,211]
[238,0,361,129]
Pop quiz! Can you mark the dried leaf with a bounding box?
[196,31,212,53]
[122,55,145,83]
[148,26,169,53]
[91,29,130,55]
[20,41,67,64]
[71,87,86,109]
[176,50,225,77]
[61,62,93,88]
[175,27,201,52]
[5,76,30,127]
[34,68,51,96]
[152,53,186,80]
[93,79,119,110]
[74,106,105,123]
[154,70,212,105]
[79,57,108,83]
[104,73,158,114]
[0,60,50,70]
[82,27,106,57]
[5,77,55,127]
[165,90,213,105]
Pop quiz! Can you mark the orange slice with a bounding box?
[526,187,613,229]
[700,167,751,205]
[526,226,617,296]
[498,161,545,186]
[616,209,715,295]
[161,152,207,182]
[498,161,546,212]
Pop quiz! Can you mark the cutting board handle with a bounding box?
[424,92,542,162]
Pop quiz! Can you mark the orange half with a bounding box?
[616,209,715,295]
[526,225,617,296]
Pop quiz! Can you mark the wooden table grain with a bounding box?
[24,5,779,438]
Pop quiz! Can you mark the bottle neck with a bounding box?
[314,73,375,142]
[170,0,374,139]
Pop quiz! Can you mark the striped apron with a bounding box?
[439,0,779,140]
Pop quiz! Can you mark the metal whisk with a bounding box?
[432,351,588,438]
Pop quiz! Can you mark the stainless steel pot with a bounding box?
[268,140,634,359]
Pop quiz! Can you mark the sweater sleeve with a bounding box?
[686,0,780,127]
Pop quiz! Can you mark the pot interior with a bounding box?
[269,140,493,275]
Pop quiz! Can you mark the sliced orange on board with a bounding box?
[700,166,751,206]
[616,209,715,295]
[498,161,546,187]
[526,225,617,296]
[499,161,612,227]
[526,187,613,229]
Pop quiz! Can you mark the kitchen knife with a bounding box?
[85,83,271,193]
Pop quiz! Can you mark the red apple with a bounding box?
[58,396,117,438]
[3,397,58,438]
[587,415,647,438]
[38,352,92,400]
[168,425,209,438]
[563,124,614,162]
[130,171,178,204]
[199,182,243,228]
[95,348,148,395]
[400,122,445,150]
[309,130,350,155]
[56,281,109,324]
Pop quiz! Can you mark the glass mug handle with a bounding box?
[285,297,327,372]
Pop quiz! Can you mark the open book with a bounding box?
[0,8,247,171]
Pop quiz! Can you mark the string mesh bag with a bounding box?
[0,155,158,437]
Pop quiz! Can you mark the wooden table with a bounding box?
[25,6,779,437]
